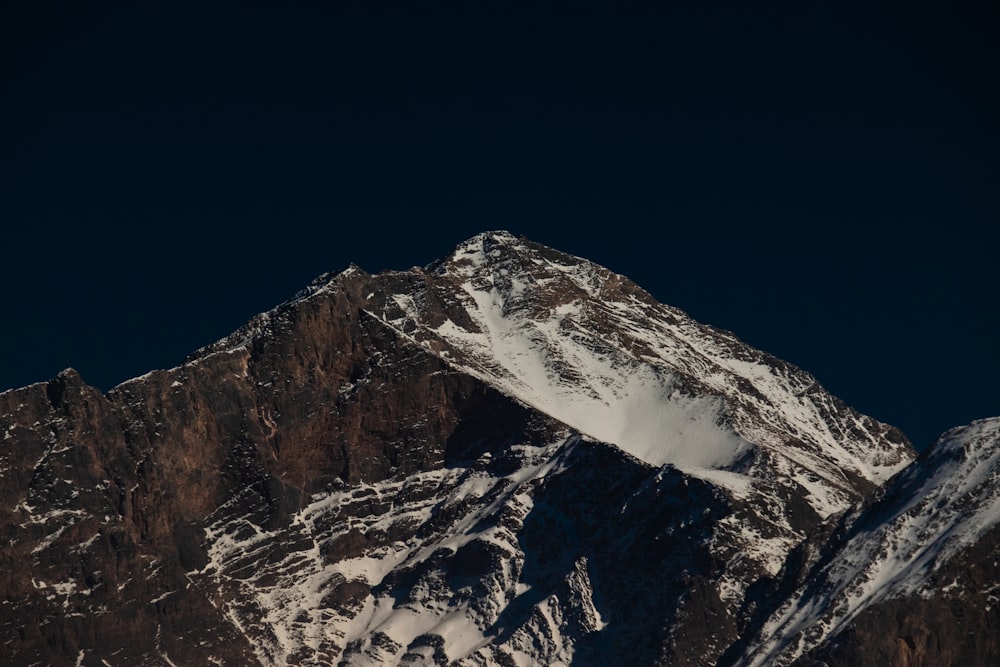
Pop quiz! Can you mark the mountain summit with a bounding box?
[1,231,995,666]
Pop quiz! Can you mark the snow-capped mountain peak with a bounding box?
[10,231,992,667]
[366,232,912,514]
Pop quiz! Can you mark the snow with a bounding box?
[394,256,752,477]
[349,604,490,664]
[718,514,800,578]
[72,533,100,553]
[150,590,177,604]
[31,522,72,554]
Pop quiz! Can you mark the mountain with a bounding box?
[0,230,994,666]
[732,416,1000,666]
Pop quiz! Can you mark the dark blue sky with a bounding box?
[2,2,997,449]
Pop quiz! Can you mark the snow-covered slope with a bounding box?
[361,232,911,507]
[194,434,620,666]
[736,417,1000,666]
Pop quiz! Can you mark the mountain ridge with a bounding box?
[1,231,994,666]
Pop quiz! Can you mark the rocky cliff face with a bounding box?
[0,231,993,666]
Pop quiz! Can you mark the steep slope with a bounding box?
[0,231,918,666]
[732,417,1000,667]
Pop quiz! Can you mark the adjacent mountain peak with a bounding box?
[737,416,1000,666]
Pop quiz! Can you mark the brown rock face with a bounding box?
[0,267,564,665]
[799,595,1000,667]
[1,366,260,665]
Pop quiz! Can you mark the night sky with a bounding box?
[2,2,997,450]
